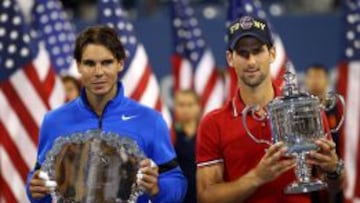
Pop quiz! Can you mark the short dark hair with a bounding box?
[230,37,273,53]
[174,89,200,104]
[74,25,126,62]
[61,75,81,90]
[305,63,329,75]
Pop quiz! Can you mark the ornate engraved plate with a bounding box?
[41,130,145,203]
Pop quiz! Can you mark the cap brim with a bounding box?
[229,33,268,50]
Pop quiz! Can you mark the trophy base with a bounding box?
[284,180,327,194]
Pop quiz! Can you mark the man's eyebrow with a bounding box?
[81,59,95,64]
[82,58,94,61]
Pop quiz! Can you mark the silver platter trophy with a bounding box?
[40,130,145,203]
[242,69,345,194]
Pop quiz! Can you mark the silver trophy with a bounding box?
[242,70,345,194]
[41,130,145,203]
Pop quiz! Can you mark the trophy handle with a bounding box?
[323,92,346,133]
[242,105,272,146]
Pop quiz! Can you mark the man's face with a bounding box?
[174,92,201,123]
[77,44,123,97]
[226,37,275,88]
[305,68,329,96]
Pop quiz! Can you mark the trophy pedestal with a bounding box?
[285,179,327,194]
[284,152,327,194]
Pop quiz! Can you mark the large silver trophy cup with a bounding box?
[242,70,345,194]
[41,130,145,203]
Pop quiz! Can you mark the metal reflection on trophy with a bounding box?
[41,130,145,203]
[242,68,345,194]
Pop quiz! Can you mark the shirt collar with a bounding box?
[79,81,125,108]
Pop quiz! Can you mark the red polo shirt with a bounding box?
[196,85,314,203]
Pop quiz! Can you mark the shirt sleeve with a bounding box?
[196,112,223,166]
[145,113,187,203]
[150,114,177,164]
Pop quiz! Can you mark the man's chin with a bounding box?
[91,88,110,96]
[240,74,267,87]
[243,79,263,88]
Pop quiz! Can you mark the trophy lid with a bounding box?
[282,69,299,97]
[268,65,319,108]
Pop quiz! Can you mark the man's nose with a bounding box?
[94,64,105,76]
[246,53,257,65]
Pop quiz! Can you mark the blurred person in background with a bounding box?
[304,64,344,203]
[304,64,330,104]
[172,89,201,203]
[304,64,343,148]
[61,75,81,102]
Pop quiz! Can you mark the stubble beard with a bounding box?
[240,72,267,88]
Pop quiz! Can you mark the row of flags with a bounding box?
[0,0,171,202]
[0,0,65,202]
[171,0,290,112]
[171,0,224,115]
[0,0,358,202]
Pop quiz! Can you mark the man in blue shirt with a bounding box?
[26,25,187,203]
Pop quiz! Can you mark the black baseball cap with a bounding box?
[227,16,273,50]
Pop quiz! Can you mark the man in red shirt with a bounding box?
[196,16,344,203]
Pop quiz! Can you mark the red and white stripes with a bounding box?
[337,61,360,203]
[0,45,65,203]
[193,49,224,115]
[172,54,193,91]
[122,44,172,126]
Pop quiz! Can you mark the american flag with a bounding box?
[171,0,224,115]
[0,0,65,202]
[225,0,291,99]
[31,0,77,76]
[336,0,360,202]
[97,0,172,126]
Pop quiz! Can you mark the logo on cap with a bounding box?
[239,16,254,30]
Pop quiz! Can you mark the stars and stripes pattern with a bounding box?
[0,0,65,202]
[97,0,171,126]
[225,0,291,99]
[171,0,224,115]
[31,0,78,76]
[336,1,360,202]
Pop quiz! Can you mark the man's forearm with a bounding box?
[198,169,264,203]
